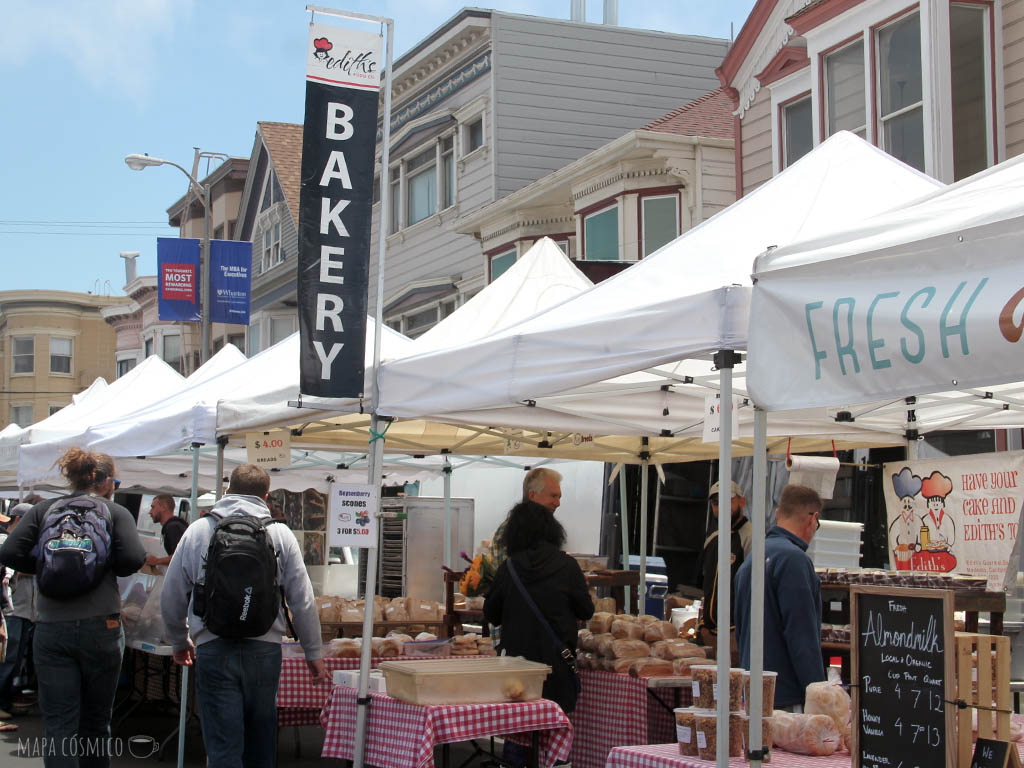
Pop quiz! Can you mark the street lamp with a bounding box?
[124,152,213,365]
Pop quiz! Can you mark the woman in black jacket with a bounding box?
[484,500,594,713]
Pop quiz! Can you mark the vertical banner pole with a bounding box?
[748,407,768,767]
[201,183,212,364]
[353,15,394,768]
[716,352,736,767]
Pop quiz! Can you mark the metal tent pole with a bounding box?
[618,467,631,614]
[215,436,226,499]
[748,407,768,767]
[715,352,738,767]
[443,456,452,568]
[639,438,650,615]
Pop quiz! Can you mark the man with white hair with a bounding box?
[491,467,563,563]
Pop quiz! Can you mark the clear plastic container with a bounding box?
[377,657,551,705]
[674,707,705,756]
[739,713,773,763]
[690,664,744,710]
[694,710,744,760]
[742,670,777,715]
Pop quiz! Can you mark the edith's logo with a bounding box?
[1000,287,1024,343]
[312,36,376,77]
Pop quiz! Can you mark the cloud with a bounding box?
[0,0,191,102]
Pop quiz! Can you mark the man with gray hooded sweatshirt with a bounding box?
[161,464,325,768]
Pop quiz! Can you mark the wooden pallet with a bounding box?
[956,632,1011,767]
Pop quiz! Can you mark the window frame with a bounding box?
[779,91,813,170]
[116,358,136,378]
[488,248,517,283]
[49,336,73,376]
[872,9,925,171]
[384,293,461,338]
[162,333,183,374]
[639,192,680,258]
[948,0,997,178]
[464,116,485,155]
[821,35,867,140]
[386,131,458,235]
[581,203,620,262]
[10,403,33,427]
[11,336,34,376]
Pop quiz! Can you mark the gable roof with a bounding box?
[258,122,303,226]
[643,88,734,139]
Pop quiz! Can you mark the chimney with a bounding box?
[570,0,585,22]
[604,0,618,25]
[120,251,139,285]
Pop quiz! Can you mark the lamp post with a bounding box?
[125,152,214,365]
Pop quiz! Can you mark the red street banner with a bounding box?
[297,21,381,398]
[157,237,201,322]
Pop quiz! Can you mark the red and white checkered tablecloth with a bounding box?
[320,686,573,768]
[568,670,692,768]
[605,742,851,768]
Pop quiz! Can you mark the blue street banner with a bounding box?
[210,240,252,324]
[297,21,381,398]
[157,237,200,322]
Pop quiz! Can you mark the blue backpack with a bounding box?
[32,496,113,599]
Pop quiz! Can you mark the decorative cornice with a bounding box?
[392,26,489,98]
[485,214,574,241]
[573,168,679,201]
[755,44,810,87]
[378,51,491,143]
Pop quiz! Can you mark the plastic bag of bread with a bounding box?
[377,637,403,657]
[451,634,479,656]
[804,680,851,750]
[384,601,409,622]
[628,658,675,678]
[770,711,840,756]
[644,621,680,643]
[414,631,438,641]
[406,598,439,621]
[610,620,645,640]
[578,629,593,650]
[673,657,708,676]
[652,639,706,660]
[600,657,616,672]
[637,614,660,625]
[595,633,616,657]
[610,639,651,659]
[325,638,362,659]
[610,657,637,673]
[593,597,617,614]
[477,637,496,657]
[588,612,615,634]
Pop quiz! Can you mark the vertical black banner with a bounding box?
[298,23,381,398]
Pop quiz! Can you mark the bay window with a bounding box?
[388,133,457,233]
[782,95,813,168]
[583,205,619,261]
[641,195,678,257]
[49,337,72,374]
[824,40,866,138]
[950,2,992,180]
[489,250,516,281]
[12,337,33,374]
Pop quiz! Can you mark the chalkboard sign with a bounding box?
[971,739,1022,768]
[851,586,955,768]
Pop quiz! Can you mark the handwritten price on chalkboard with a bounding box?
[890,684,945,713]
[892,718,942,746]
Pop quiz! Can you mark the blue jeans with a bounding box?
[33,615,125,768]
[194,638,282,768]
[0,615,32,709]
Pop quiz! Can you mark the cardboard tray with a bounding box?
[377,656,551,705]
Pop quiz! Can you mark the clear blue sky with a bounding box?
[0,0,756,296]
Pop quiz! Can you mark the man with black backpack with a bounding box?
[161,464,325,768]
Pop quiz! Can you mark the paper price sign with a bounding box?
[328,483,378,549]
[246,430,291,467]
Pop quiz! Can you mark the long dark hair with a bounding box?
[504,500,566,554]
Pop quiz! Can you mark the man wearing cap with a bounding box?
[0,503,36,724]
[697,480,751,646]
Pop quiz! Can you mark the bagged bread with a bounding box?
[804,680,851,750]
[673,657,708,676]
[477,637,496,657]
[610,639,651,659]
[593,597,617,614]
[326,638,361,658]
[595,633,616,657]
[384,601,409,622]
[611,657,638,673]
[578,629,594,650]
[644,621,679,643]
[652,639,706,660]
[378,637,403,657]
[770,711,840,756]
[588,612,615,634]
[628,658,675,678]
[637,614,660,625]
[407,599,439,621]
[415,632,438,641]
[611,620,645,640]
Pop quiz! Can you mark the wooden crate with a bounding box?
[956,632,1011,767]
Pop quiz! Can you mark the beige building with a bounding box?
[0,290,131,429]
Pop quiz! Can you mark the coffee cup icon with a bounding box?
[128,735,159,759]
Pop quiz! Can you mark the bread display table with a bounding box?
[320,686,573,768]
[569,669,693,768]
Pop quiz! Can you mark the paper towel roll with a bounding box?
[785,455,840,499]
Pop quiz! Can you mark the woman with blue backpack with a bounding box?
[0,447,146,768]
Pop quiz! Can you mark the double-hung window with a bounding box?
[782,95,813,168]
[406,147,436,226]
[49,337,72,374]
[824,40,866,138]
[12,337,33,374]
[388,133,458,233]
[876,11,924,172]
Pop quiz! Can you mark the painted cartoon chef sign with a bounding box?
[884,451,1024,590]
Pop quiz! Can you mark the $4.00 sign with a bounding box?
[246,430,291,467]
[328,483,378,549]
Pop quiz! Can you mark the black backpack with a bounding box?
[194,514,294,639]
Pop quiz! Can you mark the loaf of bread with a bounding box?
[673,657,708,676]
[652,639,706,660]
[595,633,616,657]
[384,601,409,622]
[610,657,638,673]
[407,599,439,621]
[588,612,615,634]
[637,614,660,626]
[610,620,645,640]
[628,658,675,677]
[610,639,651,659]
[644,621,679,643]
[593,597,617,614]
[577,629,594,650]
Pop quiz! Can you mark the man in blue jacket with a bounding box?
[735,484,825,710]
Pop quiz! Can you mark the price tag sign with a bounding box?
[328,483,378,549]
[851,586,955,768]
[246,430,291,467]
